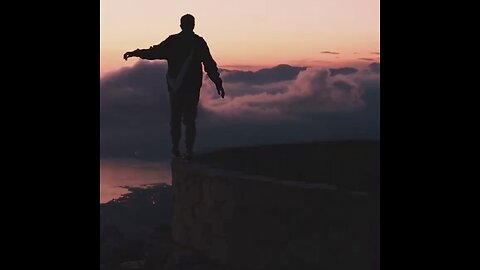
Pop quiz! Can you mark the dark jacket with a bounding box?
[134,31,222,93]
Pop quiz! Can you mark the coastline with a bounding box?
[100,183,173,268]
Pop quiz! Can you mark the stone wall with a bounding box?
[170,147,379,270]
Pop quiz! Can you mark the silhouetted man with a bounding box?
[124,14,225,162]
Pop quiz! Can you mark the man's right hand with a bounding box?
[123,49,138,61]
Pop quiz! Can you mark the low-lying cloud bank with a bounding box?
[100,61,379,159]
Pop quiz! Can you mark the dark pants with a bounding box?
[169,91,200,153]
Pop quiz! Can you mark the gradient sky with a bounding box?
[100,0,379,77]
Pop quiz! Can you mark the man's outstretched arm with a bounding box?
[200,38,225,98]
[124,38,170,60]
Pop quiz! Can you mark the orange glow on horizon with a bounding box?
[100,0,379,76]
[100,159,171,203]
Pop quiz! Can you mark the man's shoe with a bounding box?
[171,148,181,158]
[182,152,193,163]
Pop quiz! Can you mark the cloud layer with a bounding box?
[220,64,307,85]
[100,61,380,160]
[329,67,359,76]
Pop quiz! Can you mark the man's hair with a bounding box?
[180,14,195,31]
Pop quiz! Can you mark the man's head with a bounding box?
[180,14,195,32]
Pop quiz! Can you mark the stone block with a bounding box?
[202,179,215,207]
[209,218,225,237]
[182,206,196,227]
[210,177,233,202]
[172,222,189,245]
[190,223,209,250]
[220,196,234,220]
[208,237,228,263]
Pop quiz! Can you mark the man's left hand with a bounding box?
[216,85,225,98]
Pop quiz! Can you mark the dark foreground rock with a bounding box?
[100,183,227,270]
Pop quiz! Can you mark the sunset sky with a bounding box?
[100,0,380,77]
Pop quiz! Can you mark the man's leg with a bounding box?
[182,92,200,157]
[169,93,182,157]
